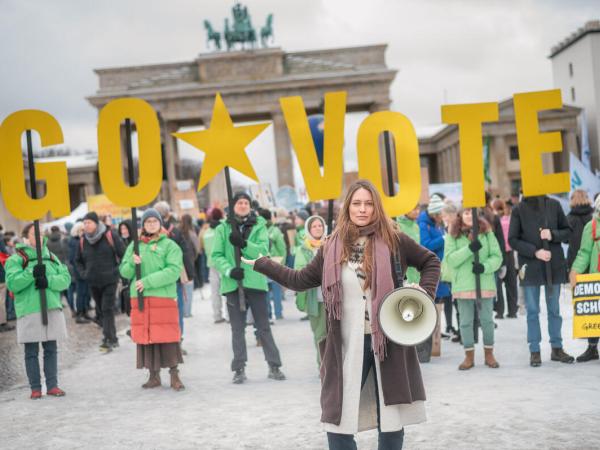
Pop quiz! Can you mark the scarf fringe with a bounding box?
[323,280,343,321]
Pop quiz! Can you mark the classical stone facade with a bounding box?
[419,98,581,199]
[87,45,396,205]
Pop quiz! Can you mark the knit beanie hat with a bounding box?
[141,208,163,227]
[83,211,99,224]
[427,194,444,215]
[232,191,252,206]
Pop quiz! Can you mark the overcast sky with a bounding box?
[1,0,598,192]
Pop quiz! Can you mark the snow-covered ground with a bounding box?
[1,285,598,449]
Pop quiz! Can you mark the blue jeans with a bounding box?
[75,279,90,313]
[24,341,58,391]
[66,282,76,311]
[176,281,185,336]
[267,281,283,319]
[523,285,563,353]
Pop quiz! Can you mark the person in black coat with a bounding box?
[75,212,125,351]
[508,195,574,366]
[566,190,593,270]
[491,199,519,318]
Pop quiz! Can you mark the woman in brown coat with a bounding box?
[243,180,440,450]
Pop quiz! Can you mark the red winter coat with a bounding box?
[130,297,181,345]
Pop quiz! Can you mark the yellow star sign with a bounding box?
[173,93,270,191]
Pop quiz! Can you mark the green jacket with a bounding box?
[572,218,600,274]
[5,242,71,319]
[202,227,218,268]
[211,216,269,294]
[291,227,306,256]
[396,216,421,284]
[294,242,321,315]
[267,224,286,259]
[119,234,183,299]
[444,231,502,297]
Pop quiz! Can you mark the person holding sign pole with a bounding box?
[508,195,574,366]
[569,193,600,363]
[444,209,502,370]
[244,180,440,450]
[119,209,186,391]
[5,222,71,399]
[211,192,285,384]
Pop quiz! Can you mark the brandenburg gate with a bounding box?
[87,45,396,204]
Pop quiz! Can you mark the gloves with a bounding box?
[229,231,247,248]
[468,240,482,253]
[33,264,48,290]
[35,275,49,290]
[472,262,485,275]
[229,267,245,281]
[33,264,46,278]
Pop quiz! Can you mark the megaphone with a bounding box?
[377,287,438,346]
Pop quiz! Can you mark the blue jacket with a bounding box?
[418,211,451,298]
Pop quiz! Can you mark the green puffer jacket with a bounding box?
[267,224,286,259]
[571,218,600,274]
[294,241,321,314]
[5,242,71,318]
[444,231,502,296]
[396,216,421,284]
[119,234,183,299]
[202,227,218,268]
[211,216,269,294]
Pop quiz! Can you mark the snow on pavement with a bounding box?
[0,285,598,449]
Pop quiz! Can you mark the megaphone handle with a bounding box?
[393,251,404,288]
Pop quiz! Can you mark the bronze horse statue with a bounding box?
[203,20,221,50]
[260,14,273,47]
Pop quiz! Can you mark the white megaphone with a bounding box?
[377,287,438,346]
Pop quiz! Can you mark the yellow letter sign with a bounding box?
[441,102,499,208]
[0,110,70,220]
[280,91,346,201]
[97,98,163,207]
[357,111,421,217]
[514,89,569,197]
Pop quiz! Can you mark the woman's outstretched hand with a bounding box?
[241,254,263,266]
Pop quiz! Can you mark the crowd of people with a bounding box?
[0,181,598,449]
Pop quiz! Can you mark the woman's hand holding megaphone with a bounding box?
[404,282,427,294]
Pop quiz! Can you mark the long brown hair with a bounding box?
[449,208,491,239]
[331,179,398,288]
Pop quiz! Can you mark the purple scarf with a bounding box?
[322,222,395,361]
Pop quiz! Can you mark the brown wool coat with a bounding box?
[254,232,441,426]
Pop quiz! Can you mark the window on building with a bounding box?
[509,145,519,161]
[571,87,576,102]
[569,62,573,77]
[511,179,522,197]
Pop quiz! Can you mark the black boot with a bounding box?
[551,347,574,364]
[233,369,247,384]
[268,365,286,381]
[530,352,541,367]
[576,345,599,363]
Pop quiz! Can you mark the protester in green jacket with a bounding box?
[569,195,600,363]
[5,222,71,399]
[259,208,286,319]
[294,215,327,366]
[445,208,502,371]
[292,210,309,256]
[202,208,227,323]
[397,206,421,284]
[119,208,185,391]
[211,192,285,384]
